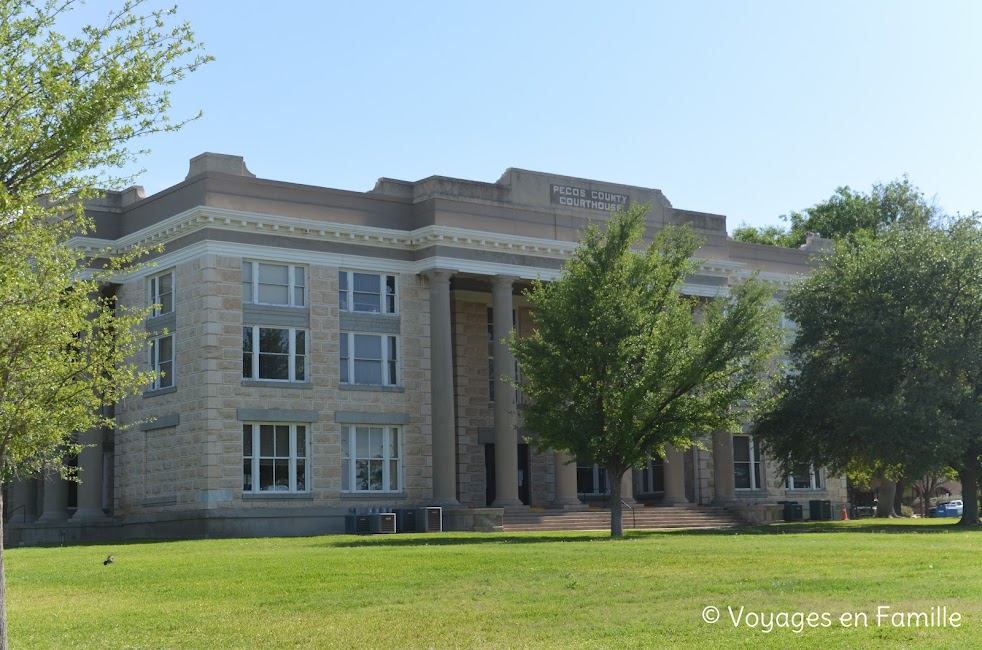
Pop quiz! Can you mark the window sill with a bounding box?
[143,386,177,398]
[339,384,404,393]
[242,492,313,500]
[241,380,313,389]
[340,492,407,500]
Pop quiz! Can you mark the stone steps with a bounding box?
[502,506,744,532]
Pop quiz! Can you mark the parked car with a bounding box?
[935,500,963,518]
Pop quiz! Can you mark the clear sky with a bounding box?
[76,1,982,233]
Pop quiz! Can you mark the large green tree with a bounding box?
[509,204,783,537]
[752,220,982,525]
[732,177,938,248]
[0,1,208,646]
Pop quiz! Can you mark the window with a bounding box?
[243,326,307,381]
[487,307,495,401]
[242,423,308,493]
[341,426,401,492]
[577,464,609,496]
[788,466,823,490]
[340,333,398,385]
[733,435,762,490]
[148,334,174,390]
[242,261,306,307]
[339,271,396,314]
[149,271,174,317]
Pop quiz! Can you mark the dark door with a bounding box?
[485,443,495,506]
[518,444,530,505]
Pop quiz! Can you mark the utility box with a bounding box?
[345,513,397,534]
[809,500,833,521]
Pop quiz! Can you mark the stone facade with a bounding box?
[4,153,848,544]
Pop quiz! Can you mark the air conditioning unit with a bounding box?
[417,506,443,532]
[345,513,397,534]
[394,508,418,533]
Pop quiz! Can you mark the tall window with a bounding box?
[339,271,396,314]
[341,426,401,492]
[242,261,306,307]
[577,464,609,496]
[148,334,174,390]
[242,423,308,493]
[340,333,398,385]
[149,270,174,317]
[243,326,307,381]
[487,307,495,401]
[733,435,762,490]
[788,466,823,490]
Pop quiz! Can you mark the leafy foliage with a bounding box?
[0,1,208,645]
[752,219,982,524]
[510,204,783,536]
[732,176,938,248]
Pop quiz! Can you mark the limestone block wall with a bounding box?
[118,255,434,518]
[116,254,223,514]
[451,298,493,508]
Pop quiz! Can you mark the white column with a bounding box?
[662,444,689,506]
[492,275,523,508]
[712,431,738,504]
[37,472,69,522]
[425,270,460,507]
[552,451,581,508]
[620,470,638,506]
[72,428,108,520]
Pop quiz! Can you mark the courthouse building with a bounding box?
[4,153,846,544]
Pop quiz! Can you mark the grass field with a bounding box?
[5,519,980,649]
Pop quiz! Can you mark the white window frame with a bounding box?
[787,465,823,490]
[242,326,307,382]
[242,423,310,494]
[148,270,174,317]
[242,261,306,307]
[577,463,610,496]
[341,425,402,493]
[340,332,399,386]
[148,333,174,390]
[733,435,763,490]
[339,271,397,315]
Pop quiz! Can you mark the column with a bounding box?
[662,444,689,506]
[425,270,460,507]
[620,470,637,506]
[37,472,69,522]
[492,275,523,508]
[8,478,38,523]
[712,431,737,504]
[72,428,107,520]
[552,451,581,508]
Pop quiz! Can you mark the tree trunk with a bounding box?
[609,468,624,538]
[893,477,906,516]
[0,487,7,650]
[957,445,980,526]
[874,478,897,518]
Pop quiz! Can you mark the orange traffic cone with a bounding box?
[841,504,849,521]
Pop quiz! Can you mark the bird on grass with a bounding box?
[103,555,114,566]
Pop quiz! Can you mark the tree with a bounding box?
[732,177,938,248]
[0,1,208,646]
[509,204,783,537]
[751,219,982,525]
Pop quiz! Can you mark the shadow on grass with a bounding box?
[324,520,981,548]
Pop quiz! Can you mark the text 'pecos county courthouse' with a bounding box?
[5,153,845,544]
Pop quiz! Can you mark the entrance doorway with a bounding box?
[484,443,531,506]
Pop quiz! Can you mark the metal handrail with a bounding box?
[7,504,27,524]
[621,499,636,529]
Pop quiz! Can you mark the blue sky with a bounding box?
[77,1,982,233]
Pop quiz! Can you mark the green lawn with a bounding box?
[6,519,980,649]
